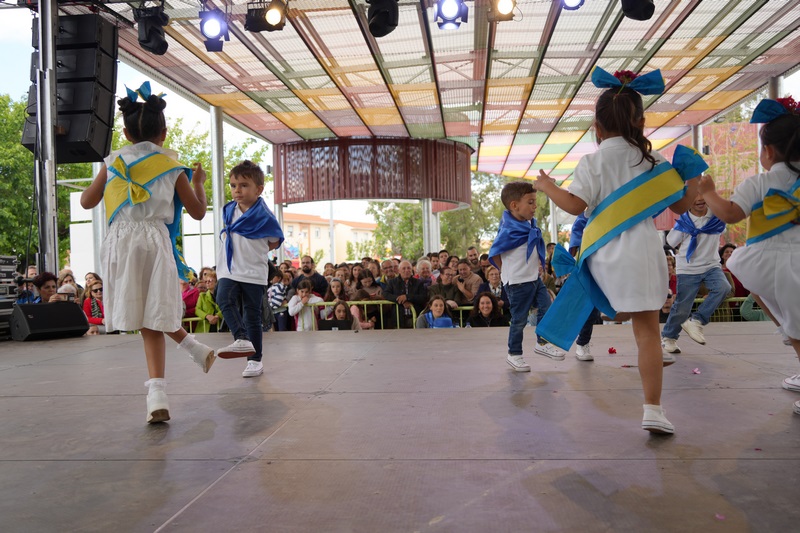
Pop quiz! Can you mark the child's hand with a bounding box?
[535,169,556,191]
[192,162,207,185]
[696,174,716,196]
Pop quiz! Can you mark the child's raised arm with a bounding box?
[535,169,587,215]
[668,176,700,215]
[176,162,208,220]
[80,165,108,209]
[696,174,746,223]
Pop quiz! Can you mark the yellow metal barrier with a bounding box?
[308,300,416,330]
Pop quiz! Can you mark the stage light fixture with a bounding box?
[199,7,229,52]
[133,5,170,55]
[489,0,515,22]
[621,0,655,20]
[367,0,398,38]
[245,0,287,32]
[434,0,468,30]
[562,0,585,10]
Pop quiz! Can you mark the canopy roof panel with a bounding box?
[62,0,800,180]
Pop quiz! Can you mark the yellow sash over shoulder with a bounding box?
[104,152,189,224]
[745,182,800,245]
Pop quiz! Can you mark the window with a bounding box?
[315,228,320,238]
[287,225,293,237]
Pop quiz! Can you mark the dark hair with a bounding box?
[470,291,502,320]
[331,299,353,321]
[759,113,800,175]
[297,279,314,292]
[324,277,346,302]
[422,295,454,319]
[595,87,656,169]
[32,272,57,289]
[501,181,536,210]
[230,160,265,187]
[719,243,736,263]
[117,94,167,143]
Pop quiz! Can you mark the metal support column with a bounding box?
[35,0,60,273]
[549,198,558,244]
[210,106,225,260]
[691,124,702,152]
[91,162,106,273]
[275,203,285,263]
[768,76,782,100]
[329,201,335,264]
[421,198,434,255]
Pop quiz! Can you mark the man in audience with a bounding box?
[385,260,427,328]
[438,250,450,270]
[428,267,466,310]
[429,253,441,280]
[378,259,397,290]
[455,259,482,303]
[466,246,482,274]
[291,255,329,296]
[479,254,491,280]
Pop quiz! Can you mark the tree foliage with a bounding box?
[346,239,378,261]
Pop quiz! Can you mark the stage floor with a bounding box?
[1,322,798,532]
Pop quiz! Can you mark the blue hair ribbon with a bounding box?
[124,81,166,102]
[591,66,665,96]
[750,99,791,124]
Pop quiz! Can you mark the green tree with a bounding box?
[346,239,378,260]
[366,201,423,259]
[439,172,505,254]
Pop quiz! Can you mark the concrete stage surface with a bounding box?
[1,322,798,532]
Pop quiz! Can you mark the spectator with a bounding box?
[350,289,377,329]
[58,270,83,302]
[321,277,348,319]
[474,265,510,318]
[268,271,293,331]
[288,279,323,331]
[180,276,200,318]
[347,264,364,294]
[195,271,224,333]
[428,266,465,309]
[467,292,509,327]
[32,272,59,303]
[57,283,77,302]
[665,254,677,296]
[291,255,329,296]
[330,299,360,331]
[385,260,428,328]
[361,256,372,269]
[466,246,481,273]
[415,295,456,328]
[359,270,383,298]
[415,259,434,289]
[26,265,38,278]
[15,276,37,305]
[740,294,770,321]
[455,259,482,302]
[429,253,441,279]
[719,243,749,298]
[83,280,106,334]
[479,253,491,280]
[447,255,460,271]
[84,272,102,289]
[378,259,397,290]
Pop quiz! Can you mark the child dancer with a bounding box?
[534,67,701,434]
[215,161,284,377]
[80,82,215,424]
[697,96,800,415]
[489,181,564,373]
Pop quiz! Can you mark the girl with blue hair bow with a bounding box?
[698,96,800,417]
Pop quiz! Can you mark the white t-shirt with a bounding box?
[215,203,274,286]
[500,244,540,285]
[667,212,723,275]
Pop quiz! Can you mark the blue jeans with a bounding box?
[506,279,551,355]
[662,268,730,340]
[217,278,265,362]
[577,307,601,346]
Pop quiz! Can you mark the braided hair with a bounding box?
[595,87,656,169]
[759,113,800,176]
[117,94,167,143]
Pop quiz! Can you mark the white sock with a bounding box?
[145,378,166,390]
[178,334,197,351]
[643,404,663,412]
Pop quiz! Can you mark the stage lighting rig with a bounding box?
[245,0,287,33]
[133,3,169,55]
[434,0,468,30]
[367,0,398,38]
[199,6,229,52]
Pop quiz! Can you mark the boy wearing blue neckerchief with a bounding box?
[489,181,565,372]
[215,161,284,378]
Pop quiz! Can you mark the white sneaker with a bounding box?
[506,354,531,372]
[535,342,565,361]
[217,339,256,359]
[778,327,792,346]
[242,360,264,378]
[575,343,594,361]
[782,374,800,392]
[189,342,215,373]
[681,318,706,345]
[145,379,170,424]
[661,337,681,354]
[662,352,676,367]
[642,404,674,434]
[794,401,800,415]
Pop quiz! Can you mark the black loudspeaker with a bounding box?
[22,14,118,164]
[10,302,90,341]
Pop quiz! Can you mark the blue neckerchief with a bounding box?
[673,212,726,263]
[488,211,546,268]
[221,198,284,272]
[425,312,454,328]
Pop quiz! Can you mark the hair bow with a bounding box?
[750,97,799,124]
[591,66,665,96]
[125,81,166,102]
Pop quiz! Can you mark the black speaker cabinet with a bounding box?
[10,302,89,341]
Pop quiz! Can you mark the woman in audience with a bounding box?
[474,266,510,319]
[58,270,84,302]
[32,272,59,303]
[180,276,200,319]
[84,272,101,287]
[359,270,382,298]
[83,279,106,334]
[347,264,364,294]
[467,292,510,328]
[331,299,360,331]
[416,295,456,329]
[415,260,434,289]
[447,256,460,271]
[719,243,749,298]
[367,260,381,280]
[321,277,347,319]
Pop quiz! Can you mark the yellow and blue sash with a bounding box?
[745,181,800,245]
[104,151,196,281]
[536,145,708,350]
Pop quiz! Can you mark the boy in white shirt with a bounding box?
[288,279,323,331]
[215,161,284,377]
[489,181,564,372]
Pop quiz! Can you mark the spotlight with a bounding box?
[489,0,515,22]
[621,0,654,20]
[199,7,229,52]
[245,0,287,32]
[367,0,398,38]
[562,0,585,10]
[133,5,170,55]
[434,0,468,30]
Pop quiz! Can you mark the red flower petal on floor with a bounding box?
[608,347,617,354]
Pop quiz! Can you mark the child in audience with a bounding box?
[331,300,360,331]
[79,82,215,423]
[697,96,800,415]
[321,277,347,319]
[534,67,699,434]
[350,289,377,329]
[415,295,456,329]
[268,271,292,331]
[288,279,323,331]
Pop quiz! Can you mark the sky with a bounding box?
[0,6,375,223]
